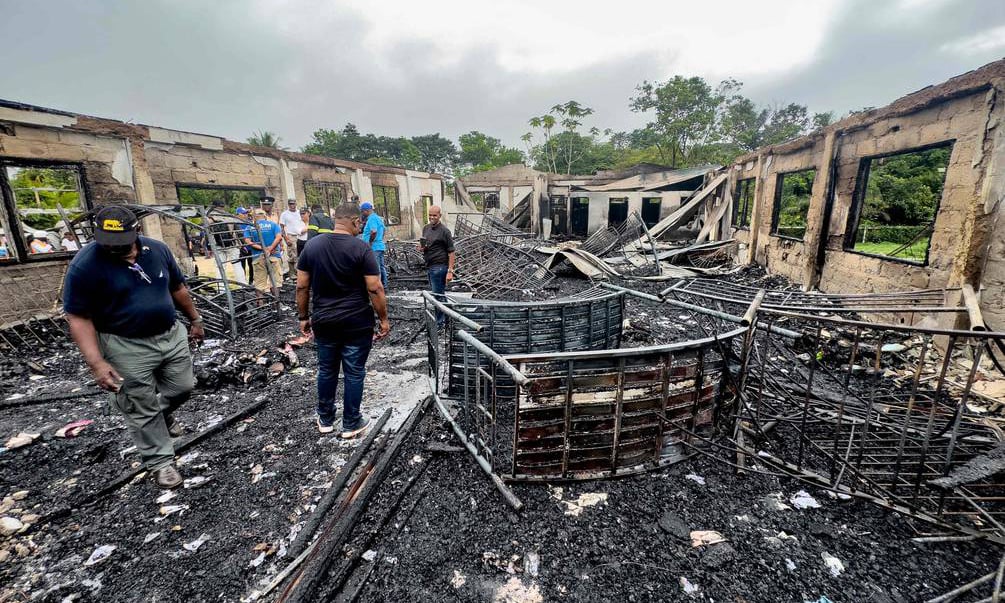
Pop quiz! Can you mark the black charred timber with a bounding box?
[0,387,102,410]
[321,456,434,599]
[28,395,271,534]
[286,408,392,559]
[278,396,432,603]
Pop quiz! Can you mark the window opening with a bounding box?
[1,163,89,262]
[771,169,815,241]
[733,178,755,229]
[372,185,401,225]
[845,143,952,264]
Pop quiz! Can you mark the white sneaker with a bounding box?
[316,415,335,434]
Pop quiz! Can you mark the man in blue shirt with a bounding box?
[359,202,387,289]
[243,208,283,295]
[63,206,204,489]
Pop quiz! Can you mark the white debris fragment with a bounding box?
[450,569,467,588]
[785,558,797,571]
[680,576,700,595]
[684,473,706,485]
[0,516,24,536]
[159,504,188,516]
[176,451,200,466]
[410,454,423,465]
[790,490,822,509]
[561,492,608,516]
[183,476,211,489]
[690,530,726,547]
[183,533,211,552]
[362,550,377,562]
[764,493,792,511]
[84,545,116,566]
[493,577,543,603]
[525,551,540,577]
[821,552,845,577]
[734,514,751,522]
[384,556,397,565]
[143,532,161,544]
[5,393,26,401]
[825,490,853,501]
[155,491,176,504]
[4,432,39,450]
[249,552,267,568]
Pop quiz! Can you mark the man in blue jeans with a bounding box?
[296,203,391,438]
[419,205,455,327]
[359,201,387,289]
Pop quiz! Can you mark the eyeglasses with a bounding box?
[128,263,152,284]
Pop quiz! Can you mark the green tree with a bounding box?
[409,134,458,174]
[247,130,286,150]
[457,131,524,173]
[629,77,741,168]
[304,125,459,173]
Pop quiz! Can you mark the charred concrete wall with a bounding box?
[722,59,1005,326]
[0,100,443,326]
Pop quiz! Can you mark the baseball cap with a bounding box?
[254,208,267,217]
[360,202,374,211]
[93,206,139,246]
[235,207,249,215]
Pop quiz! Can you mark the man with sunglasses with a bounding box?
[63,206,204,489]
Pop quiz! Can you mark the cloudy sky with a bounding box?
[2,0,1004,150]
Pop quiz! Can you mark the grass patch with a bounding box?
[852,237,930,263]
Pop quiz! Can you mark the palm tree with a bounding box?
[247,130,286,150]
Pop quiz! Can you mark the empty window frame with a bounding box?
[608,197,629,228]
[0,162,89,262]
[641,197,661,228]
[733,178,755,229]
[485,192,500,210]
[304,180,347,214]
[844,143,952,265]
[372,185,401,225]
[771,169,815,241]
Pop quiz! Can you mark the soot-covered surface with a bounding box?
[337,410,1000,603]
[0,298,426,603]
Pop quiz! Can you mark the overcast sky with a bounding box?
[2,0,1004,151]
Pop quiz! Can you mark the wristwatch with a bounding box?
[191,316,204,325]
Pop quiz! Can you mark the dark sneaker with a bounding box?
[165,415,185,438]
[317,415,335,434]
[340,417,371,440]
[153,465,183,489]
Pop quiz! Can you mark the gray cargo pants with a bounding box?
[98,322,195,471]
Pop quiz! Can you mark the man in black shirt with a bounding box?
[419,205,455,326]
[63,206,205,489]
[297,202,390,439]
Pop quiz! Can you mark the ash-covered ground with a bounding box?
[0,268,1001,603]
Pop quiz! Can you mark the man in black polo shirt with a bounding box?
[63,206,205,489]
[419,205,455,327]
[297,202,390,439]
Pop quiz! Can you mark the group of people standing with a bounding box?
[63,198,455,489]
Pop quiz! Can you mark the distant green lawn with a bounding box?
[853,237,930,263]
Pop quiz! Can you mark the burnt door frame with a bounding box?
[571,197,589,236]
[641,197,662,227]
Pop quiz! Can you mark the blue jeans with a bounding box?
[374,250,388,290]
[316,333,373,430]
[428,264,448,326]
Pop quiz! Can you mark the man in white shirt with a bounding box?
[279,198,306,275]
[61,231,81,252]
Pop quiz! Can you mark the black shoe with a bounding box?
[340,417,371,440]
